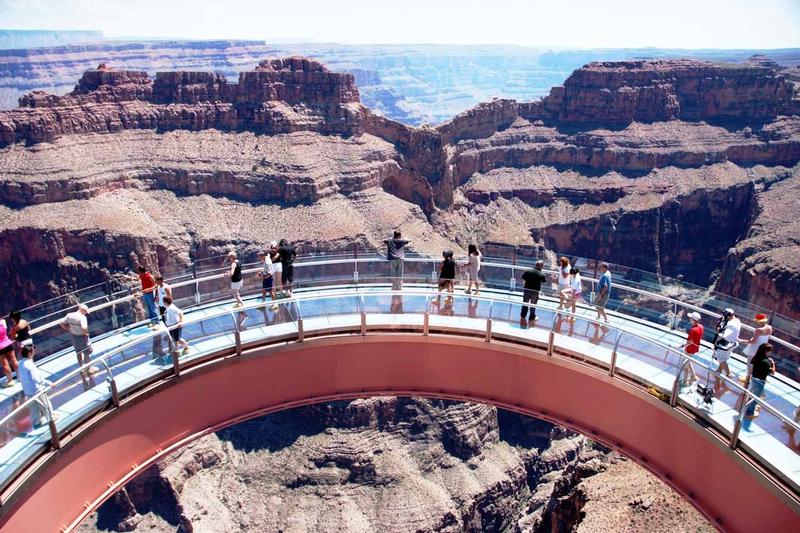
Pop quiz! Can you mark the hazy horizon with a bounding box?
[1,0,798,49]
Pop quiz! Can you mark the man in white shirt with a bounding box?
[163,297,189,355]
[714,308,741,377]
[257,250,278,311]
[18,344,58,427]
[60,304,98,374]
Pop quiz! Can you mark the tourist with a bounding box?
[465,244,482,294]
[18,344,57,427]
[154,276,172,322]
[556,257,571,310]
[0,316,18,388]
[595,263,611,323]
[137,266,159,328]
[385,231,410,290]
[560,267,582,320]
[520,260,546,323]
[257,251,279,311]
[744,343,775,419]
[270,241,283,296]
[740,313,773,365]
[162,297,189,356]
[680,311,704,384]
[713,308,741,378]
[228,251,244,308]
[438,250,456,294]
[278,239,297,296]
[60,304,98,373]
[9,310,33,358]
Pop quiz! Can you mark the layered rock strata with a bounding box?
[76,398,712,533]
[1,56,799,319]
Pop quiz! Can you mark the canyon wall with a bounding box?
[1,55,799,320]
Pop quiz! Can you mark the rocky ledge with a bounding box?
[76,398,713,532]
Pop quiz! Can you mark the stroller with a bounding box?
[697,311,738,411]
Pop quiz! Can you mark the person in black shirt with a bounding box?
[278,239,297,296]
[745,343,775,419]
[432,250,456,311]
[521,260,547,322]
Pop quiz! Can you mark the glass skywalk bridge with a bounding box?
[1,251,799,529]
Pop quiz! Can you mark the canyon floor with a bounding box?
[76,398,714,533]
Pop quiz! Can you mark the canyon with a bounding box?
[1,47,799,533]
[0,55,799,322]
[75,398,714,533]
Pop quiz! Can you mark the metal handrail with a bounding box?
[5,285,800,434]
[21,256,800,370]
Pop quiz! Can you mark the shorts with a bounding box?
[169,327,183,343]
[438,278,454,289]
[595,293,609,308]
[230,280,243,291]
[262,276,274,290]
[283,264,294,284]
[273,262,283,274]
[715,349,732,363]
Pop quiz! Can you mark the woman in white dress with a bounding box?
[556,257,571,310]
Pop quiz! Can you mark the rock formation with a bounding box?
[75,398,713,532]
[1,55,799,324]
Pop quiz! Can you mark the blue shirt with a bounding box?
[598,271,612,297]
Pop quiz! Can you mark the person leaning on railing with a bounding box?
[59,304,98,375]
[137,266,160,328]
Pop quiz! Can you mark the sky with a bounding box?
[1,0,799,49]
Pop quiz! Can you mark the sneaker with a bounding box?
[270,303,279,311]
[233,302,243,308]
[1,381,14,388]
[465,288,471,294]
[87,366,100,375]
[182,347,190,355]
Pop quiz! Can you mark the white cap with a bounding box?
[688,311,702,321]
[724,308,735,316]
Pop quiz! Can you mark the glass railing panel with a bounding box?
[736,393,800,489]
[612,332,682,393]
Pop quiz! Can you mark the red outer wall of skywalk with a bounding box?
[1,335,798,532]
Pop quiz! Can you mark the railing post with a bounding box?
[297,318,304,342]
[110,302,119,330]
[360,311,367,335]
[233,327,242,357]
[164,327,180,376]
[669,359,687,407]
[353,242,359,283]
[100,360,120,407]
[194,280,201,306]
[730,390,751,449]
[48,419,61,450]
[39,394,60,449]
[485,318,492,343]
[547,319,557,356]
[510,246,518,291]
[609,329,622,377]
[670,302,678,330]
[423,312,429,336]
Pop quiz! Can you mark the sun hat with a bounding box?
[755,313,769,324]
[688,311,702,321]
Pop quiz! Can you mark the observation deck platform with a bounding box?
[0,253,799,531]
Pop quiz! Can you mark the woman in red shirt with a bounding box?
[681,311,704,384]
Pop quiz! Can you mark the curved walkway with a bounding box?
[0,259,798,531]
